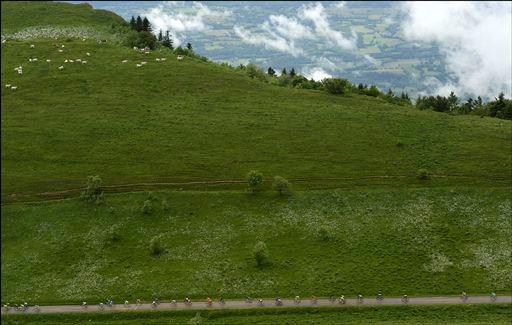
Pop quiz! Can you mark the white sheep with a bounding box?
[5,84,11,88]
[133,46,138,50]
[64,59,68,63]
[121,60,128,63]
[29,58,33,62]
[58,66,64,70]
[61,45,65,48]
[141,61,147,65]
[69,59,74,63]
[1,39,6,44]
[136,64,142,68]
[10,86,17,90]
[144,51,150,54]
[46,59,51,62]
[155,58,161,62]
[30,44,35,48]
[32,58,38,62]
[76,59,82,62]
[177,55,184,61]
[160,58,167,61]
[58,49,63,53]
[86,52,90,56]
[82,38,86,42]
[81,61,87,64]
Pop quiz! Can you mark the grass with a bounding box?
[1,1,126,34]
[2,304,511,324]
[2,186,510,304]
[1,38,511,199]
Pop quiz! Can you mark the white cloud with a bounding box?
[233,26,304,57]
[401,1,512,98]
[315,56,337,70]
[301,67,332,81]
[363,54,380,66]
[298,2,357,50]
[267,15,314,40]
[143,2,231,46]
[334,2,346,10]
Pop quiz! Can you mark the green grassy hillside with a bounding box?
[1,38,511,199]
[2,187,510,303]
[1,1,126,34]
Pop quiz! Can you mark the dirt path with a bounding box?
[2,296,510,315]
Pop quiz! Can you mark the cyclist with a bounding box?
[207,297,212,306]
[339,295,345,304]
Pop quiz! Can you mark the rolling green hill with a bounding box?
[1,1,126,34]
[1,1,511,321]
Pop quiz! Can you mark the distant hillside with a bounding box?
[1,1,126,34]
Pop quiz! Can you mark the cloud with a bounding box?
[334,2,346,10]
[363,54,380,66]
[315,56,337,70]
[401,2,512,98]
[233,25,304,57]
[301,67,332,81]
[144,2,231,46]
[298,2,357,50]
[267,15,314,40]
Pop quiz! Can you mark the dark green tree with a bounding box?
[267,67,275,76]
[186,42,193,51]
[136,16,143,32]
[289,68,296,77]
[158,29,163,41]
[129,16,136,30]
[142,17,151,32]
[281,68,287,76]
[162,30,173,49]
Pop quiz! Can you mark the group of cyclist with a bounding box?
[2,292,500,312]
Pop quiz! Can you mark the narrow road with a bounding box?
[2,296,510,315]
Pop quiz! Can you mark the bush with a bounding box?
[141,200,152,214]
[125,30,157,49]
[247,170,263,193]
[322,78,350,95]
[318,224,335,241]
[272,176,290,196]
[417,168,430,180]
[162,199,170,211]
[149,236,164,256]
[80,175,103,203]
[253,241,269,266]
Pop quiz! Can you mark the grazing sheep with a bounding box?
[76,59,82,62]
[64,59,68,63]
[32,58,38,62]
[121,60,128,63]
[86,52,90,56]
[144,51,150,54]
[30,44,35,48]
[29,58,33,62]
[133,46,138,50]
[160,58,167,61]
[136,64,142,68]
[5,84,11,88]
[46,59,51,62]
[155,58,161,62]
[10,86,17,90]
[61,45,65,48]
[58,49,63,53]
[82,38,86,42]
[69,59,74,63]
[1,39,6,44]
[81,61,87,64]
[141,61,147,65]
[58,66,64,70]
[177,55,184,61]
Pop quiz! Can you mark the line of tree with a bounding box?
[129,16,152,33]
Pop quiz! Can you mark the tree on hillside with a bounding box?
[281,68,287,76]
[253,241,269,266]
[267,67,275,76]
[142,17,152,32]
[81,175,103,204]
[272,176,290,196]
[247,170,263,193]
[162,30,173,49]
[129,16,136,30]
[186,42,193,51]
[322,78,350,95]
[136,16,143,32]
[158,29,163,42]
[289,68,296,77]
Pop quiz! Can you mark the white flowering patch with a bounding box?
[2,26,102,40]
[424,252,453,272]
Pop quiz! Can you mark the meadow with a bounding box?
[2,187,510,304]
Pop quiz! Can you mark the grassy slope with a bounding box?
[1,38,511,198]
[2,305,512,324]
[1,1,125,34]
[2,187,510,303]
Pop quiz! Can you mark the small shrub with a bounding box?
[149,236,164,256]
[107,226,120,243]
[247,170,263,193]
[162,199,170,211]
[141,200,152,215]
[417,168,430,180]
[253,241,269,266]
[318,224,335,241]
[322,78,350,95]
[272,176,291,196]
[80,175,103,204]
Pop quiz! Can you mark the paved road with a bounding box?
[2,296,510,315]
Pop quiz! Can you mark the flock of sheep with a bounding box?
[3,41,185,91]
